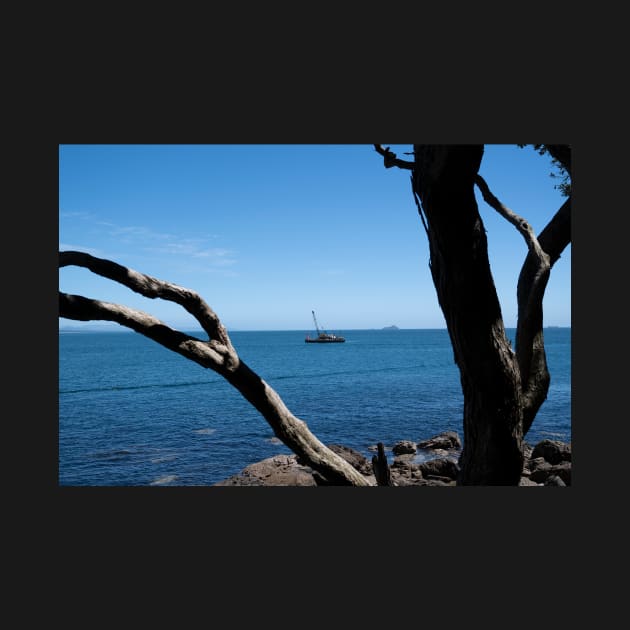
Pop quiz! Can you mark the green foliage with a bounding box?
[518,144,571,197]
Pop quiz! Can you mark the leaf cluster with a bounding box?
[518,144,571,197]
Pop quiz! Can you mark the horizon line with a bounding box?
[59,324,571,333]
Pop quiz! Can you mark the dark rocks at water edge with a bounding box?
[520,439,572,486]
[213,432,572,486]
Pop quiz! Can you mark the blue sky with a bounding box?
[59,144,571,331]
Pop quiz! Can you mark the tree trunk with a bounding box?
[516,197,571,435]
[412,145,524,485]
[372,442,393,486]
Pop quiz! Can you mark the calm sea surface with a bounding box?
[58,328,571,486]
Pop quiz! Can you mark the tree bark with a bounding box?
[473,178,570,438]
[375,144,571,483]
[516,197,571,435]
[372,442,393,486]
[411,146,524,485]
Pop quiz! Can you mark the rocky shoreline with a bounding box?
[213,431,571,486]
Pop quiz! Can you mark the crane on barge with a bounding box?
[305,310,345,343]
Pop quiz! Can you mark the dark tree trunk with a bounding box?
[516,197,571,435]
[372,442,393,486]
[412,145,524,485]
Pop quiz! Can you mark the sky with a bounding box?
[59,144,571,331]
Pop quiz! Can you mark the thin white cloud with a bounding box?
[191,249,236,265]
[83,218,238,269]
[61,213,238,274]
[59,211,95,220]
[175,263,240,277]
[96,222,175,242]
[145,243,236,264]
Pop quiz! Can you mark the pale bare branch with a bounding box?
[60,250,230,345]
[474,176,551,270]
[59,253,374,486]
[59,293,234,368]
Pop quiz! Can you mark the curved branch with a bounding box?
[373,144,414,170]
[474,175,551,268]
[516,197,571,433]
[59,253,374,486]
[59,293,233,367]
[530,197,571,267]
[60,250,230,345]
[474,179,571,436]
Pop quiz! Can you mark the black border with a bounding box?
[25,39,612,612]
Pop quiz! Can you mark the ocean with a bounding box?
[58,327,571,486]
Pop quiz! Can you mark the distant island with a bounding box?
[382,325,399,330]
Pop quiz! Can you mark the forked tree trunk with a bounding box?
[412,145,524,485]
[516,197,571,435]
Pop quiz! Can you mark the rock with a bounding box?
[308,444,376,484]
[531,439,571,465]
[427,448,451,459]
[529,457,550,473]
[391,457,420,472]
[326,444,374,475]
[214,434,571,487]
[417,431,462,451]
[392,454,416,467]
[544,475,566,486]
[424,474,456,484]
[548,461,571,485]
[214,454,318,486]
[519,476,540,486]
[402,476,454,486]
[529,461,553,484]
[528,460,572,486]
[392,440,417,455]
[389,458,425,485]
[522,455,538,476]
[418,457,459,480]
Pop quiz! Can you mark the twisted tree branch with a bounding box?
[59,251,374,486]
[473,177,559,435]
[59,250,230,345]
[474,175,551,269]
[516,197,571,433]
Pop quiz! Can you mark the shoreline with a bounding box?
[214,431,572,486]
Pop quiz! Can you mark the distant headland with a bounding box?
[382,325,399,330]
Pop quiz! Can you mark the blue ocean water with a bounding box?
[58,327,571,486]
